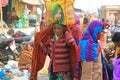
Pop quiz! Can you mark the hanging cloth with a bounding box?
[1,0,8,7]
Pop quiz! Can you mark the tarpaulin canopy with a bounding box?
[21,0,44,5]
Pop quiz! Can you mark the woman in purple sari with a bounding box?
[79,20,103,80]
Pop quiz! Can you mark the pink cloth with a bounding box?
[99,40,107,49]
[1,0,8,7]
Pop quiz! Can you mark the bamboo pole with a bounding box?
[0,0,4,33]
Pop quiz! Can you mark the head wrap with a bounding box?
[54,23,65,32]
[79,20,103,61]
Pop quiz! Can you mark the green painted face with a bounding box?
[53,8,62,22]
[52,4,64,24]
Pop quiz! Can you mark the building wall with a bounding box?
[100,5,120,25]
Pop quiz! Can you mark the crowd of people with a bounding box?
[6,2,119,80]
[12,15,119,80]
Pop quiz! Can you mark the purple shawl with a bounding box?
[79,20,103,61]
[113,58,120,80]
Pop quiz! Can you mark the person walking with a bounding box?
[79,20,104,80]
[68,16,83,80]
[30,23,78,80]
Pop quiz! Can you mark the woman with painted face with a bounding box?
[79,20,104,80]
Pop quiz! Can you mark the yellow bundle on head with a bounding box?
[45,0,75,25]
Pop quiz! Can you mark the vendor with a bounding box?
[18,43,33,71]
[7,7,19,28]
[28,11,37,27]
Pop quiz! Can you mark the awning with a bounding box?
[21,0,44,5]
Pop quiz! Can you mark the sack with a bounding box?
[45,0,75,25]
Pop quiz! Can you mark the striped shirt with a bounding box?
[42,32,75,72]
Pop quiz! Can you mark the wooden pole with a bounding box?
[0,0,4,33]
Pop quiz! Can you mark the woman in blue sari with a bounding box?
[79,20,103,80]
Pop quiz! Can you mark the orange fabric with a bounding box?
[30,25,54,80]
[18,50,32,71]
[30,25,77,80]
[69,43,77,79]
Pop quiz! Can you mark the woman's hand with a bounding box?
[40,42,43,47]
[104,48,112,55]
[65,31,75,46]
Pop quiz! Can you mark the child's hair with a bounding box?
[102,18,105,22]
[83,17,89,24]
[112,32,120,42]
[24,43,30,49]
[24,43,33,49]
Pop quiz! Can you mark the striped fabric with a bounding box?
[48,34,75,72]
[42,32,75,73]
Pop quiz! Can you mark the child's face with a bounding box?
[27,44,32,51]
